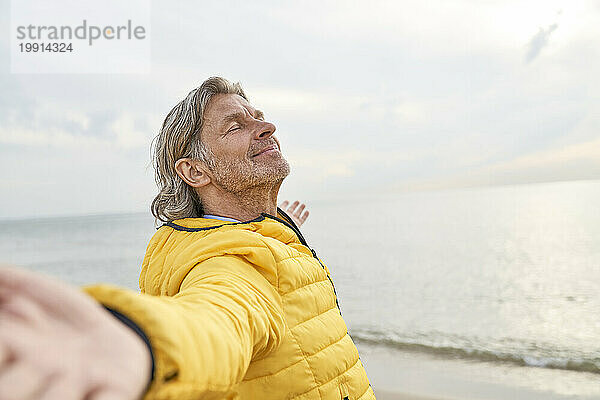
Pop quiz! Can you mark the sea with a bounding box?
[1,179,598,399]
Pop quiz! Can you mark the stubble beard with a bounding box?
[209,152,291,195]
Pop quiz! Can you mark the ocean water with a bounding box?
[302,180,600,399]
[1,179,598,398]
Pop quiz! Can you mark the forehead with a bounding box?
[204,93,254,120]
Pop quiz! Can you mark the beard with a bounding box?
[208,148,290,194]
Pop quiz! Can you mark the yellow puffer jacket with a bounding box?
[84,209,375,400]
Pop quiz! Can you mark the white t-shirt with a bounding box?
[203,214,241,223]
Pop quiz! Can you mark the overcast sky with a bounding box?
[1,0,599,219]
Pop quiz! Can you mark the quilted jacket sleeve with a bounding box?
[82,254,286,400]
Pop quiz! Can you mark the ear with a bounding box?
[174,158,211,188]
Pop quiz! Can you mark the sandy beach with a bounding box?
[359,343,599,400]
[373,390,454,400]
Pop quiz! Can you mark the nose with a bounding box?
[255,120,276,140]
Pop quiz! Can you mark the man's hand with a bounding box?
[0,265,151,400]
[278,200,310,227]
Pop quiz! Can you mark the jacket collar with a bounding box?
[163,207,301,237]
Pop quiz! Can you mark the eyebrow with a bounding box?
[220,109,265,129]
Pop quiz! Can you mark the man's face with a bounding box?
[200,93,290,193]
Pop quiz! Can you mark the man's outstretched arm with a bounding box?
[0,265,152,400]
[0,256,286,400]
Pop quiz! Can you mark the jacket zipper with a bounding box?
[262,210,343,315]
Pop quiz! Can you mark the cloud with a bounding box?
[525,23,559,63]
[0,90,159,151]
[391,137,600,192]
[485,137,600,173]
[111,112,161,149]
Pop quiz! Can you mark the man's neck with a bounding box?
[201,181,281,222]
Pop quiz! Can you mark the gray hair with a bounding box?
[151,77,247,223]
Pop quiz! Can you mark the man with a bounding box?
[0,77,375,400]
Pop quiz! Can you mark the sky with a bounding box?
[1,0,599,219]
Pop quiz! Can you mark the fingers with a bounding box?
[0,266,100,326]
[0,267,69,306]
[0,360,49,400]
[288,200,299,213]
[37,380,82,400]
[293,203,305,219]
[0,315,86,400]
[0,315,46,357]
[288,201,309,225]
[278,200,310,227]
[280,200,302,215]
[86,389,122,400]
[1,292,48,326]
[0,342,13,369]
[299,210,309,224]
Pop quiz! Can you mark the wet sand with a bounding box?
[373,390,455,400]
[360,343,596,400]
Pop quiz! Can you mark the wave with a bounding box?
[350,328,600,374]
